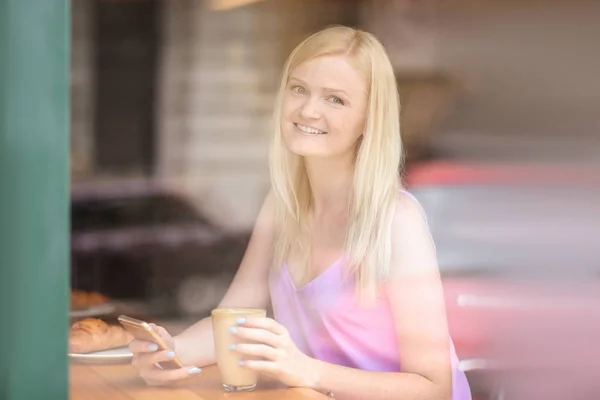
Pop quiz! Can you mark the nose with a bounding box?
[299,96,321,120]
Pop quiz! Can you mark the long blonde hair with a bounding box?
[269,26,402,302]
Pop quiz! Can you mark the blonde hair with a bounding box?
[269,26,402,302]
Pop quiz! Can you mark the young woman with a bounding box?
[130,26,472,400]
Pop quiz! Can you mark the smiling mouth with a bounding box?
[294,123,327,135]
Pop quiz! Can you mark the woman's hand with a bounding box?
[230,317,319,388]
[129,323,202,386]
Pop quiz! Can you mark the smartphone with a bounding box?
[118,315,184,370]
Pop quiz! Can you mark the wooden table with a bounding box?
[70,363,328,399]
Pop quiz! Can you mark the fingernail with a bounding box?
[188,367,202,375]
[148,344,158,351]
[235,317,246,324]
[237,360,244,366]
[166,351,175,358]
[228,343,236,351]
[228,326,237,334]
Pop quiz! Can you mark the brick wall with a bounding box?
[155,0,285,230]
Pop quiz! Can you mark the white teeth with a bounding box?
[296,123,326,135]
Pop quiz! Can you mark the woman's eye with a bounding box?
[291,86,306,94]
[329,96,345,106]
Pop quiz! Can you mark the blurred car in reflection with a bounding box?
[70,179,249,317]
[405,161,600,399]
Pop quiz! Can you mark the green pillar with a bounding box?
[0,1,70,399]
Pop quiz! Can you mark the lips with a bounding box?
[294,123,327,135]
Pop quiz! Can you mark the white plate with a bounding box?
[70,302,116,318]
[69,346,133,364]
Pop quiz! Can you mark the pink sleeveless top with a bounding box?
[268,191,472,400]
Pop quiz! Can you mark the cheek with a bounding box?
[281,96,299,119]
[339,114,365,141]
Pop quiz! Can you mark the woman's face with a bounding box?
[281,55,369,159]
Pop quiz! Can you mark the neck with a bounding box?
[303,153,354,218]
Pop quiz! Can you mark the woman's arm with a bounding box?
[174,190,277,367]
[308,196,453,399]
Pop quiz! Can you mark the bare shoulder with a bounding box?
[389,190,438,276]
[391,190,429,232]
[254,189,277,230]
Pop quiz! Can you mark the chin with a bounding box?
[285,143,326,158]
[281,129,322,157]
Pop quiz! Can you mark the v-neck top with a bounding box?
[268,190,472,400]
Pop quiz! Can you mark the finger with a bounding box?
[238,359,278,374]
[140,365,202,385]
[232,326,281,348]
[153,325,171,341]
[234,343,281,361]
[132,349,176,370]
[141,349,182,368]
[129,339,160,354]
[237,317,287,335]
[149,324,175,350]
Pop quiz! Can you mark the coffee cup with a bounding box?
[211,307,267,391]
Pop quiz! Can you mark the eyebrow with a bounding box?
[289,76,351,98]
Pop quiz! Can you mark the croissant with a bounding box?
[69,318,134,353]
[70,290,108,309]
